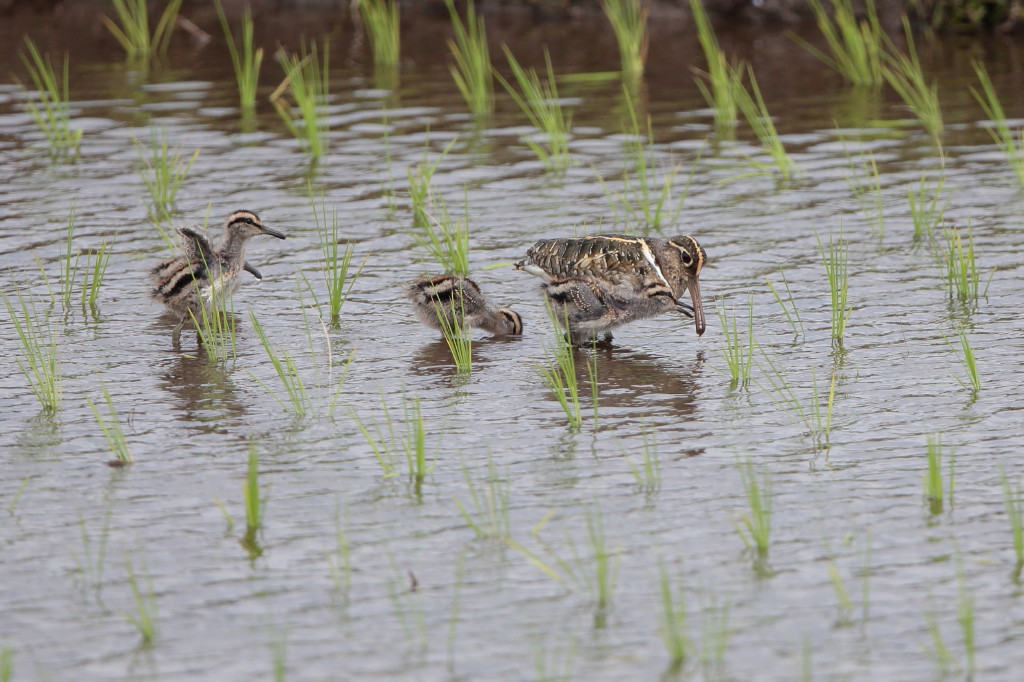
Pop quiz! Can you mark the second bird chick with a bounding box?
[405,275,523,337]
[150,209,286,344]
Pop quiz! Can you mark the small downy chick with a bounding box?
[404,274,522,336]
[149,209,286,344]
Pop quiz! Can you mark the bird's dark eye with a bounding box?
[681,251,693,265]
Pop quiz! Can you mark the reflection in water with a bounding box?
[408,337,522,391]
[14,412,62,457]
[587,345,705,416]
[157,349,247,431]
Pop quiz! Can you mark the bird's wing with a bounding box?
[525,236,653,289]
[177,226,218,266]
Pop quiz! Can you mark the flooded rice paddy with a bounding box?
[2,6,1024,680]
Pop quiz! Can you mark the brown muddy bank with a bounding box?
[3,0,1023,33]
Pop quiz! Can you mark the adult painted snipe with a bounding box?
[150,209,286,344]
[515,234,707,345]
[405,274,523,336]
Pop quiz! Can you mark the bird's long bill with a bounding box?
[688,278,706,336]
[261,226,287,240]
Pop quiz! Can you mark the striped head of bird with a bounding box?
[218,209,286,261]
[653,235,707,336]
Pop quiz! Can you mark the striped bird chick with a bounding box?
[149,210,286,344]
[404,274,523,337]
[515,234,707,345]
[540,276,681,345]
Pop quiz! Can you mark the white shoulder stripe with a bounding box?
[639,240,671,289]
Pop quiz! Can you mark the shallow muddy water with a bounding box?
[2,7,1024,681]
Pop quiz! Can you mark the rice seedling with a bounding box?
[817,230,852,346]
[957,568,975,676]
[696,594,731,675]
[495,47,573,171]
[882,18,943,142]
[7,477,30,514]
[215,499,234,533]
[406,191,471,276]
[734,65,798,180]
[717,294,754,389]
[327,506,352,597]
[625,424,662,493]
[657,562,690,670]
[554,507,619,617]
[859,541,873,624]
[598,93,699,232]
[506,536,568,588]
[297,278,357,418]
[942,227,989,307]
[400,396,430,486]
[2,287,61,413]
[756,352,837,448]
[86,384,133,466]
[456,458,511,540]
[249,311,311,417]
[310,189,365,324]
[446,552,466,668]
[241,442,264,558]
[925,605,954,676]
[17,38,82,158]
[433,287,473,373]
[532,632,577,682]
[353,393,434,487]
[689,0,741,136]
[584,340,600,428]
[823,552,856,622]
[922,433,953,515]
[971,61,1024,189]
[102,0,183,61]
[843,145,884,238]
[134,132,199,235]
[214,0,263,117]
[124,557,157,646]
[186,263,237,364]
[1000,466,1024,580]
[947,328,981,395]
[791,0,884,87]
[272,40,330,160]
[57,205,79,310]
[0,647,10,682]
[386,564,427,657]
[271,631,287,682]
[534,308,583,430]
[799,637,816,681]
[444,0,493,119]
[358,0,400,68]
[406,138,456,229]
[733,459,772,569]
[765,271,804,336]
[80,239,114,312]
[71,509,112,594]
[907,171,949,249]
[601,0,648,84]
